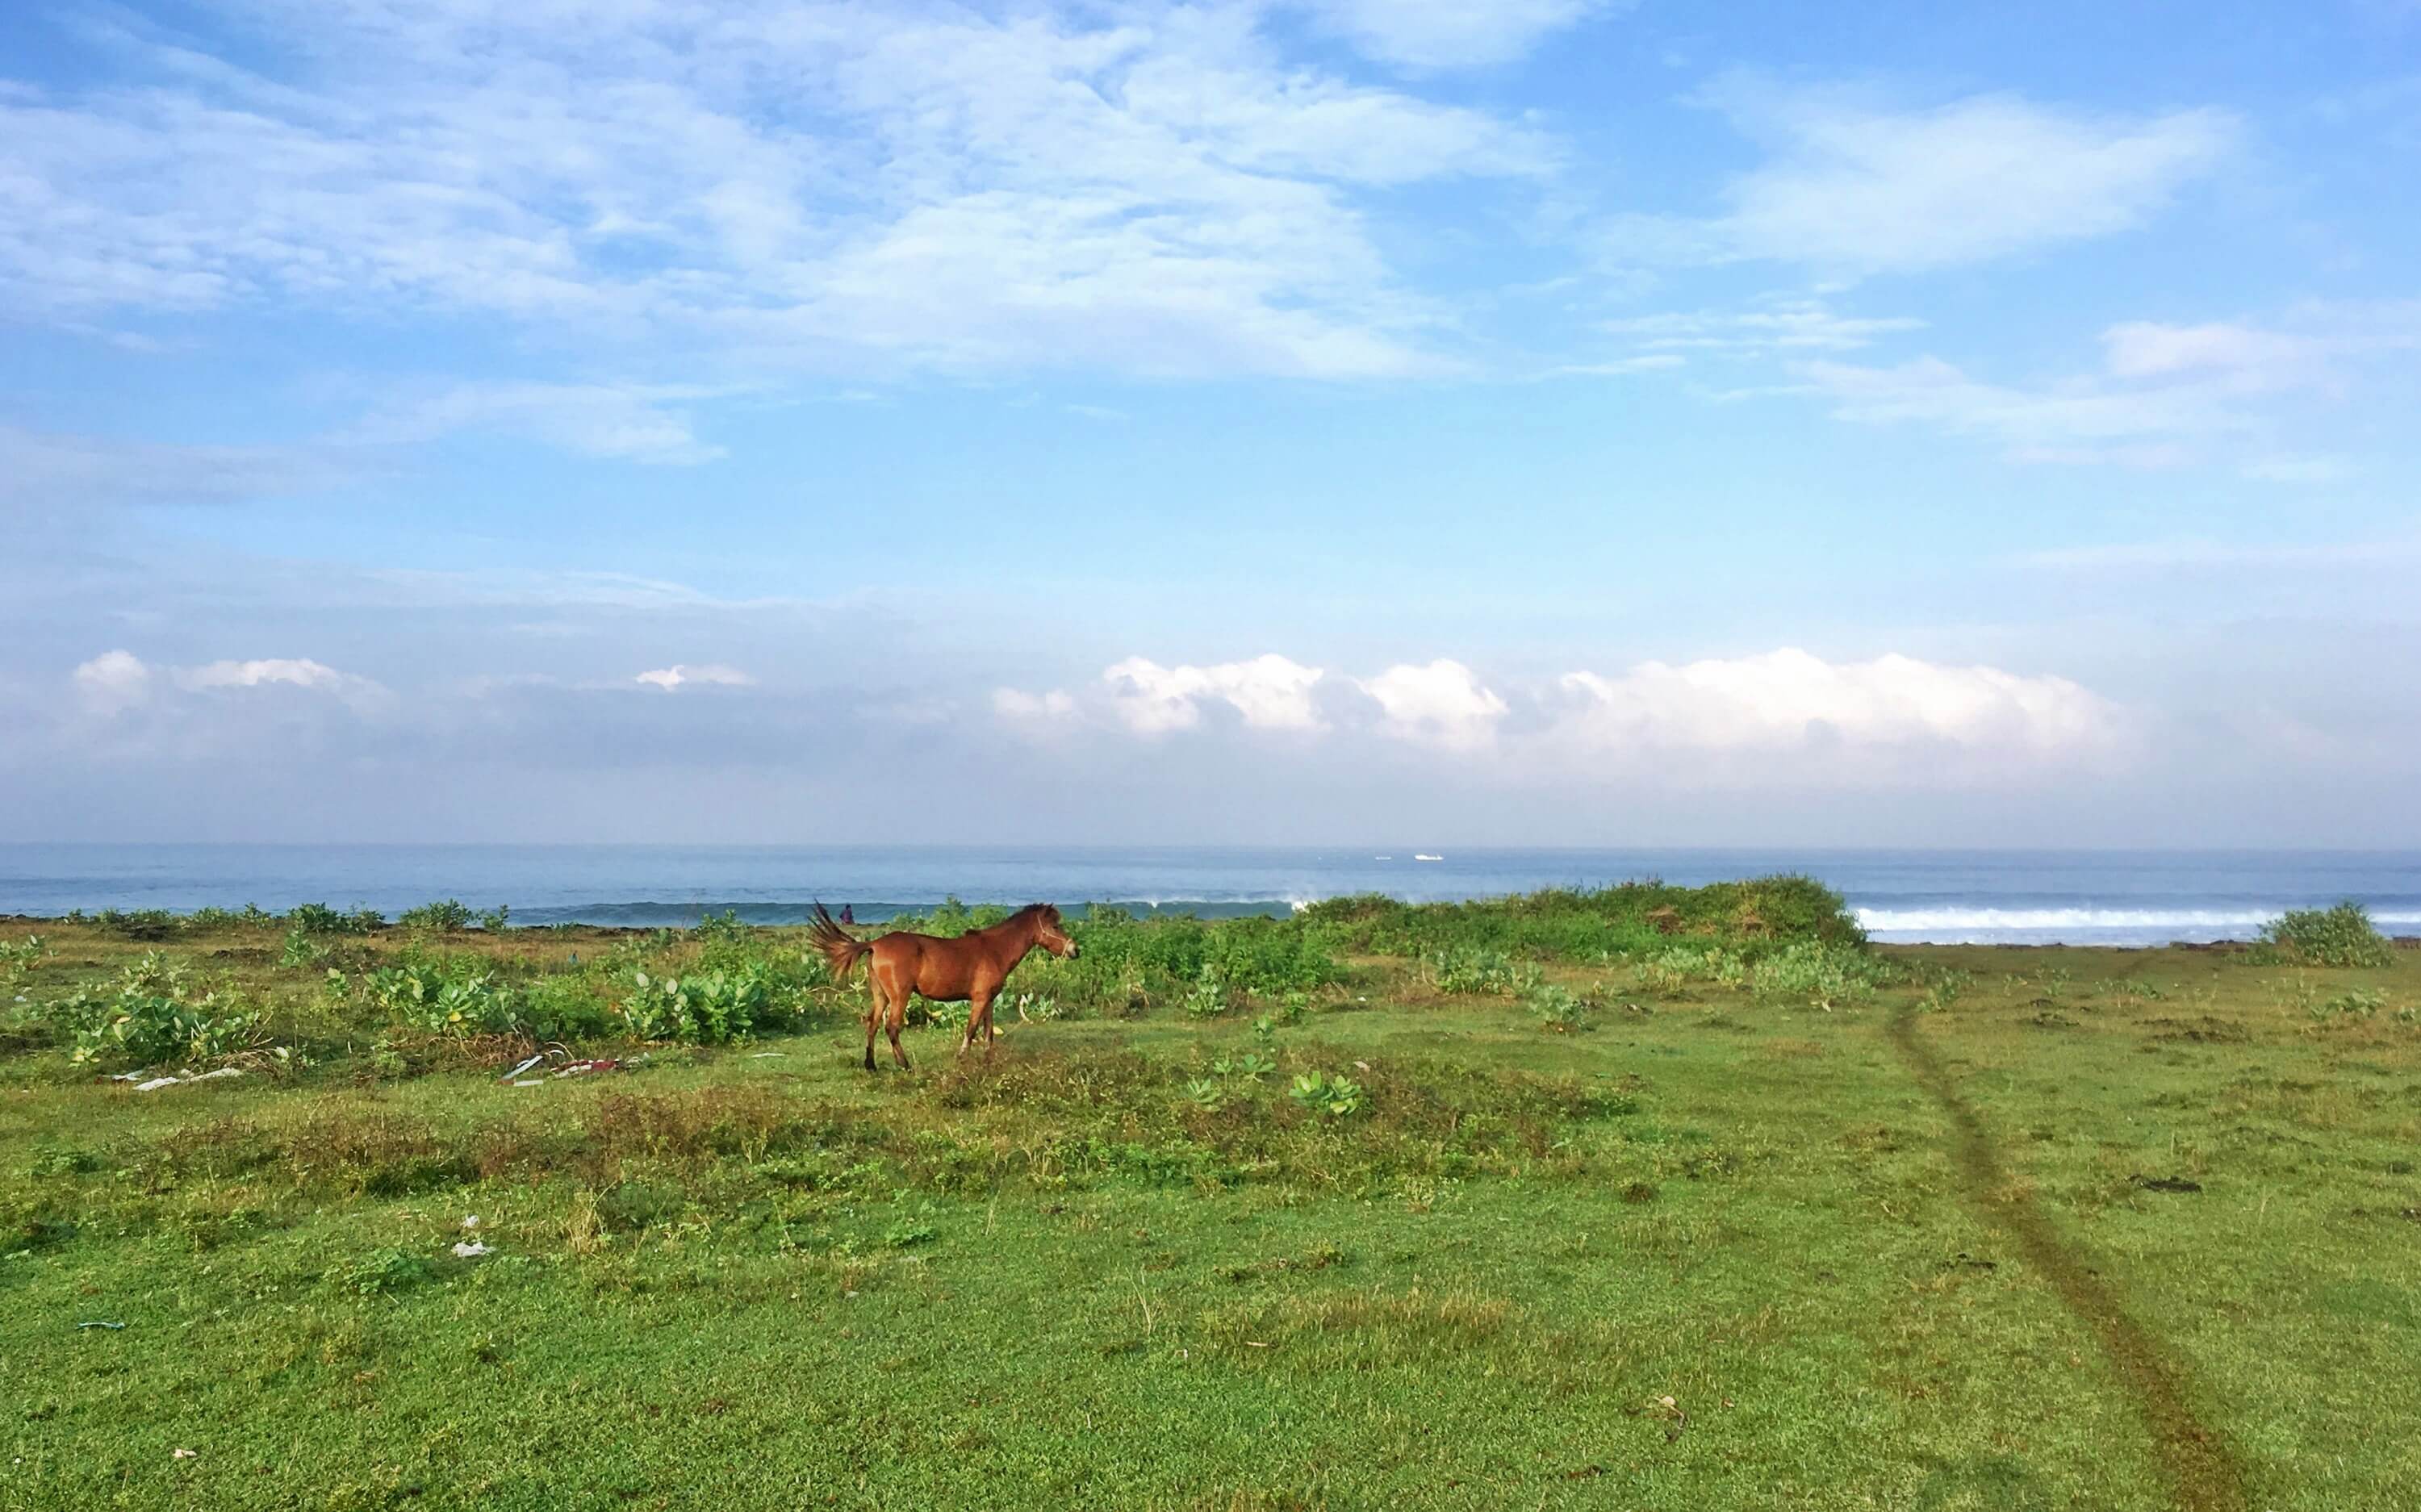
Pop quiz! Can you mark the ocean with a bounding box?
[3,844,2419,946]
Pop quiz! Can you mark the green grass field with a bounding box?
[2,892,2417,1511]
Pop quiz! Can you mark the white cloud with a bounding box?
[1795,300,2421,466]
[993,687,1077,720]
[636,664,755,691]
[1,2,1562,380]
[1553,649,2120,764]
[2100,321,2319,383]
[1291,0,1616,69]
[356,382,730,466]
[176,658,348,693]
[1608,78,2239,276]
[1103,654,1326,733]
[1798,355,2218,459]
[1602,300,1924,355]
[73,649,151,714]
[69,649,390,719]
[1357,659,1507,750]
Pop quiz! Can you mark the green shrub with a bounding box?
[1303,875,1865,961]
[399,899,475,933]
[1749,941,1887,1010]
[1524,983,1595,1032]
[1183,964,1230,1019]
[1289,1071,1368,1118]
[2314,988,2387,1021]
[521,974,613,1040]
[2258,904,2394,969]
[360,960,519,1036]
[621,967,763,1044]
[279,927,330,969]
[53,953,263,1067]
[1633,946,1747,993]
[88,908,179,942]
[1420,947,1541,997]
[289,902,383,935]
[478,905,512,933]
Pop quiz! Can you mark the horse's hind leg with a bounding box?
[863,980,883,1071]
[888,991,911,1070]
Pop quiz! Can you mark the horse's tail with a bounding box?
[809,900,872,984]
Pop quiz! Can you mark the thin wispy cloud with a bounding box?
[1604,76,2241,277]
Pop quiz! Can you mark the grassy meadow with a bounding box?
[2,886,2417,1511]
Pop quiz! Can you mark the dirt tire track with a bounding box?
[1884,1006,2247,1512]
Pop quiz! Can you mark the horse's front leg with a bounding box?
[960,988,994,1056]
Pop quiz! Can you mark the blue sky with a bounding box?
[3,0,2417,846]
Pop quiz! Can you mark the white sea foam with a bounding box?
[1857,905,2421,938]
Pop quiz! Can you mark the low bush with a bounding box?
[52,953,263,1067]
[399,899,475,933]
[2258,903,2394,969]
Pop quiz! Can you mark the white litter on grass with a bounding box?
[462,1215,480,1230]
[133,1067,243,1093]
[452,1241,491,1259]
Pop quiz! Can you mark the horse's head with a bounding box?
[1032,904,1079,959]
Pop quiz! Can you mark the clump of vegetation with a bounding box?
[85,908,180,942]
[0,934,47,984]
[1182,964,1230,1019]
[1749,941,1888,1011]
[399,899,475,934]
[287,902,386,936]
[2257,903,2394,969]
[1633,945,1748,994]
[52,953,263,1067]
[1304,875,1864,963]
[2312,988,2388,1021]
[355,959,520,1036]
[1421,947,1542,997]
[1524,982,1595,1032]
[1290,1070,1368,1118]
[621,967,769,1044]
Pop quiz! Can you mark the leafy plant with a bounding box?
[1524,982,1595,1032]
[2315,988,2387,1021]
[288,902,384,936]
[2258,903,2394,969]
[621,966,766,1044]
[478,905,512,933]
[55,953,263,1067]
[1183,964,1229,1019]
[399,899,475,934]
[1290,1071,1367,1118]
[360,960,520,1036]
[0,935,46,984]
[344,1247,436,1296]
[88,908,179,942]
[1421,948,1542,997]
[1633,946,1747,994]
[1749,941,1886,1011]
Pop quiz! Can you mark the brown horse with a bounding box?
[809,901,1077,1069]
